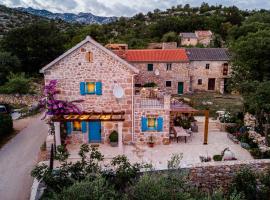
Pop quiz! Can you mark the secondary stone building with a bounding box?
[186,48,231,94]
[180,30,213,47]
[114,49,190,95]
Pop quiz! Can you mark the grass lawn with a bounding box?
[180,92,244,117]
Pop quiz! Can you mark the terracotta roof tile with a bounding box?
[113,49,189,62]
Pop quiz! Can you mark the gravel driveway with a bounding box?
[0,115,47,200]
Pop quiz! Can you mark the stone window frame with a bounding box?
[205,63,210,69]
[198,79,202,85]
[223,63,229,75]
[147,63,154,71]
[165,80,172,87]
[166,63,172,71]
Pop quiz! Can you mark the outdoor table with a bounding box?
[174,127,190,143]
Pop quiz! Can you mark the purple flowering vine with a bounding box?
[40,80,83,118]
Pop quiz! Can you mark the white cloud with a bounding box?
[1,0,270,16]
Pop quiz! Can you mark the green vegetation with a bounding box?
[0,73,33,94]
[109,130,118,143]
[32,144,263,200]
[182,93,244,117]
[0,114,13,138]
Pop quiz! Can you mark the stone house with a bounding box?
[40,36,178,147]
[195,30,213,47]
[180,30,213,47]
[186,48,231,94]
[179,32,198,46]
[113,49,190,95]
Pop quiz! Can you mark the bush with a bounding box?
[143,82,157,87]
[213,155,223,161]
[0,73,32,94]
[250,148,262,159]
[229,168,257,200]
[0,114,13,138]
[109,130,118,143]
[226,125,238,134]
[52,177,119,200]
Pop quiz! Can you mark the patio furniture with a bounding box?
[174,126,191,143]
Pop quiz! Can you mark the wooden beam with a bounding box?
[203,109,209,145]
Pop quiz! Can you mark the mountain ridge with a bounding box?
[16,7,117,24]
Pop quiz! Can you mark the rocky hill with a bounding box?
[17,7,117,24]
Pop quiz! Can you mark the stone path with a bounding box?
[0,114,47,200]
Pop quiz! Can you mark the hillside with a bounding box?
[0,5,78,37]
[17,7,117,24]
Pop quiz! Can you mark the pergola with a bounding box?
[51,111,125,122]
[170,99,209,145]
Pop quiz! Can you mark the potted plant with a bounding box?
[109,130,118,147]
[147,134,155,148]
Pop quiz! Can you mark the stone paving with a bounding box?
[67,118,253,170]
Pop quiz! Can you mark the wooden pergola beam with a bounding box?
[203,110,209,145]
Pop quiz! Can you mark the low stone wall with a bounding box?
[186,159,270,192]
[0,94,40,106]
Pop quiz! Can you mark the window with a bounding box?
[85,51,93,62]
[198,79,202,85]
[166,81,172,87]
[147,118,157,130]
[147,64,153,71]
[86,82,96,94]
[80,82,102,95]
[206,64,210,69]
[141,116,163,132]
[223,63,228,75]
[73,121,81,131]
[166,63,172,71]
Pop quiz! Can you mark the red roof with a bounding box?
[113,49,189,62]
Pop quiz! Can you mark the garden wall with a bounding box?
[186,159,270,192]
[0,94,40,106]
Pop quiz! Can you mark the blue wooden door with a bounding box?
[88,121,101,143]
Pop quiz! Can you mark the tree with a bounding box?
[1,22,67,74]
[161,31,178,42]
[0,52,21,85]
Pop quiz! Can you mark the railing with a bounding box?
[140,98,164,109]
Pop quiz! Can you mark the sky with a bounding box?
[1,0,270,17]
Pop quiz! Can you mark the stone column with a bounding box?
[164,95,171,110]
[54,122,61,146]
[118,122,123,151]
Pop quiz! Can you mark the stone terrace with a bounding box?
[67,117,253,170]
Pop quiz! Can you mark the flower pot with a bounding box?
[148,143,154,148]
[110,142,118,147]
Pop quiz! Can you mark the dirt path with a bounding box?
[0,114,47,200]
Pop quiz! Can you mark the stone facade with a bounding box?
[189,61,231,93]
[0,94,40,106]
[43,40,136,143]
[186,159,270,192]
[134,62,190,94]
[181,38,198,46]
[134,94,170,145]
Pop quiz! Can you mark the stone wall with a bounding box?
[189,60,231,93]
[186,159,270,192]
[43,41,135,142]
[180,38,198,46]
[134,62,190,94]
[0,94,40,106]
[134,95,170,145]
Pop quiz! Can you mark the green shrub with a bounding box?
[109,130,118,143]
[226,125,238,134]
[0,114,13,138]
[213,155,223,161]
[249,148,262,159]
[229,168,257,200]
[0,73,32,94]
[143,82,157,87]
[51,176,118,200]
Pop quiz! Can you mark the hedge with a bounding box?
[0,114,13,138]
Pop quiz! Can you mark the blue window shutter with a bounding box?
[141,117,148,132]
[66,122,72,135]
[80,82,86,95]
[96,82,102,95]
[157,117,163,132]
[81,121,87,133]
